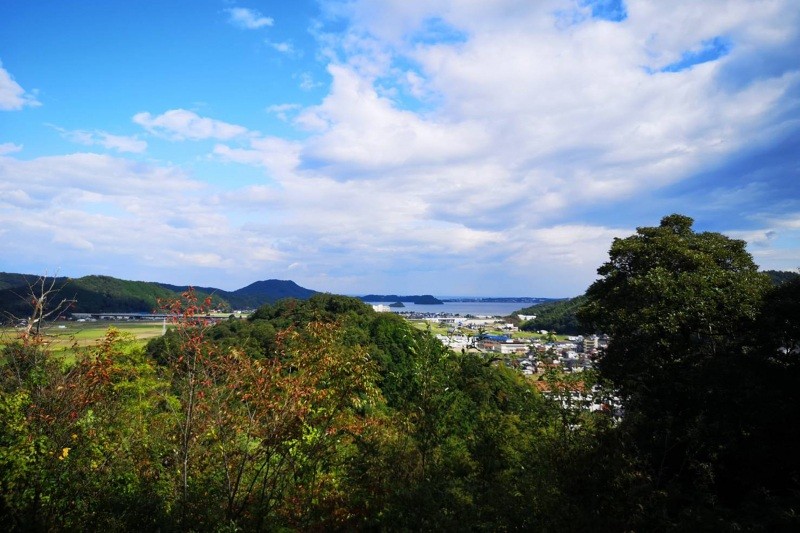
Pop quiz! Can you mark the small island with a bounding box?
[389,301,405,308]
[360,294,444,305]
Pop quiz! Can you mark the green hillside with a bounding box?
[514,294,588,335]
[0,273,318,321]
[156,279,318,310]
[227,279,318,309]
[0,272,43,291]
[0,275,189,317]
[764,269,800,285]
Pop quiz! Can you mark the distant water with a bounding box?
[370,300,541,317]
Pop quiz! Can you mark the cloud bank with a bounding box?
[1,0,798,295]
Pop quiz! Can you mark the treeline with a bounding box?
[764,269,800,286]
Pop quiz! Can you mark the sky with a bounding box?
[1,0,798,297]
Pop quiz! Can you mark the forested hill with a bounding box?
[0,273,318,318]
[0,274,224,316]
[226,279,318,309]
[764,269,800,285]
[155,279,318,310]
[514,295,588,335]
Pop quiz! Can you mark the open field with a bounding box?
[1,321,168,360]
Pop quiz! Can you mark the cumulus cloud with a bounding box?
[0,62,40,110]
[133,109,250,141]
[296,64,489,173]
[187,0,796,293]
[0,152,198,199]
[304,0,798,219]
[218,0,795,292]
[226,7,273,30]
[213,136,302,178]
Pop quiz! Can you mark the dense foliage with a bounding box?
[2,292,620,531]
[764,269,800,286]
[579,214,800,529]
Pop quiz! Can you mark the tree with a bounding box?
[577,214,786,527]
[1,274,77,338]
[579,214,770,401]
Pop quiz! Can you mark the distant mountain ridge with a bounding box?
[0,272,318,319]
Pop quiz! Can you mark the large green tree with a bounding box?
[578,214,800,528]
[580,214,770,399]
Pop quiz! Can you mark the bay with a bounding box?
[369,300,539,317]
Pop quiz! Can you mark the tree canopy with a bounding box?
[579,214,800,528]
[580,214,770,397]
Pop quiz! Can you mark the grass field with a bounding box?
[1,321,168,360]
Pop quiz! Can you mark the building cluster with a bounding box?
[435,328,609,374]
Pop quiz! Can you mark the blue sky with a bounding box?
[1,0,798,297]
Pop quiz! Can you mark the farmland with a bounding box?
[0,321,167,361]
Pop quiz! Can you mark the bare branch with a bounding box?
[17,271,77,338]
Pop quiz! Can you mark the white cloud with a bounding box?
[266,103,301,122]
[213,136,301,178]
[0,62,40,110]
[0,142,23,155]
[297,64,489,172]
[52,126,147,153]
[297,72,321,91]
[0,152,198,199]
[0,152,285,285]
[272,42,291,53]
[728,215,800,273]
[238,0,795,292]
[268,40,300,57]
[303,0,799,218]
[226,7,273,30]
[133,109,250,141]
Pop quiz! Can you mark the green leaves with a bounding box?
[581,214,770,379]
[577,214,800,528]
